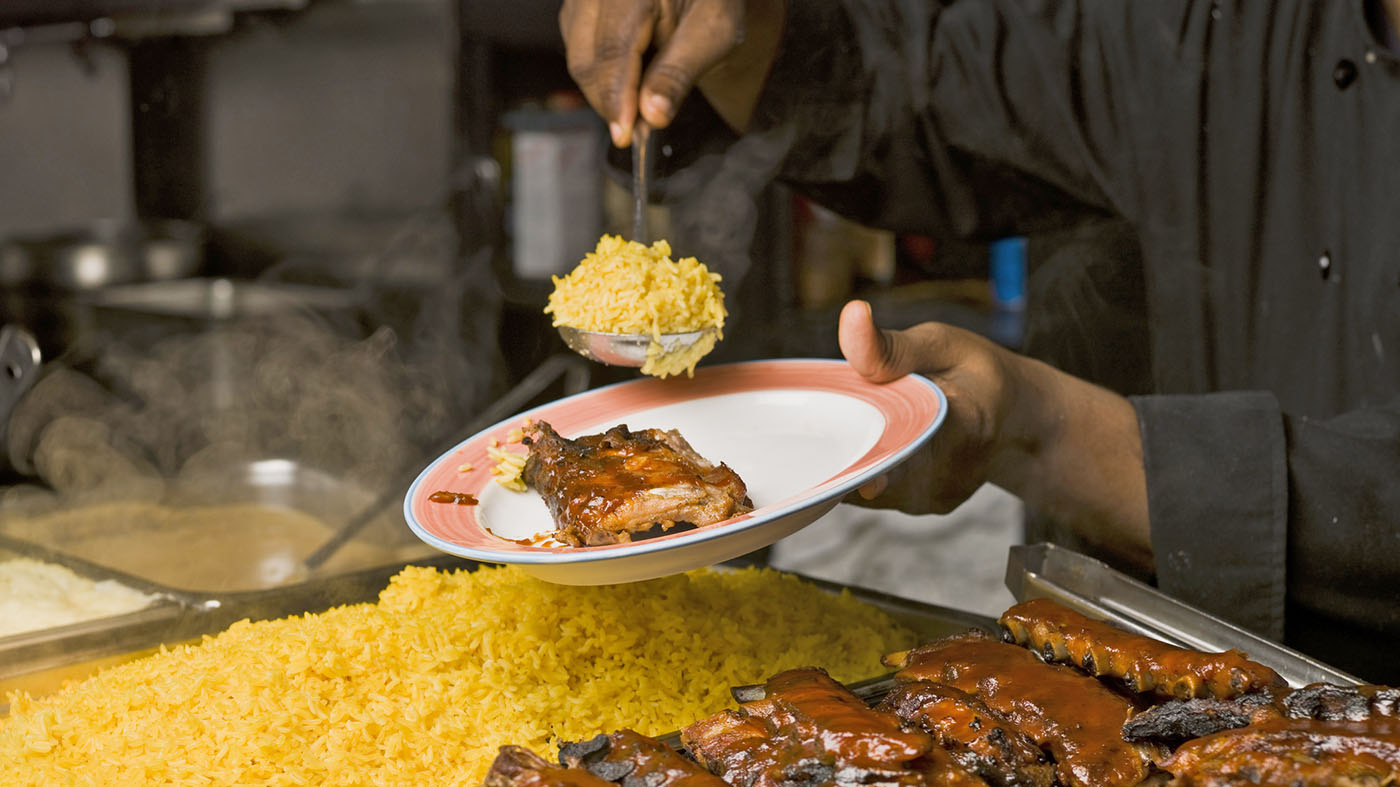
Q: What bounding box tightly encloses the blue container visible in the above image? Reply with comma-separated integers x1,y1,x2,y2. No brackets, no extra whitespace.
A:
989,236,1028,310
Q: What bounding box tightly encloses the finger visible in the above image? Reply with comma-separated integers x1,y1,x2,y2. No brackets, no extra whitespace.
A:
839,300,903,383
638,0,743,128
564,1,656,146
857,475,888,500
841,299,974,384
561,1,604,110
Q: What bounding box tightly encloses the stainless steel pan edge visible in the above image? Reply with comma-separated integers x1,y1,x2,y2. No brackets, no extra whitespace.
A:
1005,542,1360,687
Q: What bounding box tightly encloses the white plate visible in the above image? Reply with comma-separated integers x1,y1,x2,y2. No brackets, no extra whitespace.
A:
404,359,946,584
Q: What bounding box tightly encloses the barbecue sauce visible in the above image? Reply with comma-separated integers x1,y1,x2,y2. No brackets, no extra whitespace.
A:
892,631,1153,787
429,490,478,505
999,598,1285,699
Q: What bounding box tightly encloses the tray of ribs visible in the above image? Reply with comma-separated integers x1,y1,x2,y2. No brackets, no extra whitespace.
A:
481,592,1399,787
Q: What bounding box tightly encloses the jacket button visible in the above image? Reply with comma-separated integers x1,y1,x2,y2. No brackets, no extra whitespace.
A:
1333,59,1358,89
1319,251,1333,280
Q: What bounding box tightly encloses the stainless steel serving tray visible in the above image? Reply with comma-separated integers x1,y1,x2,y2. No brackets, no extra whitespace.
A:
1005,542,1359,687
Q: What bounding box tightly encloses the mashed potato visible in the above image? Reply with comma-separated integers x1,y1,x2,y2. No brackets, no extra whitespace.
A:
0,558,156,637
545,236,727,378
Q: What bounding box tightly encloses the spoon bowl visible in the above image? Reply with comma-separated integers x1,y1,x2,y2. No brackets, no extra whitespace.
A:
557,325,717,368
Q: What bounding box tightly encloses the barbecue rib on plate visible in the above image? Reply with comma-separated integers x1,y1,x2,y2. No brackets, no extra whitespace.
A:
522,421,753,547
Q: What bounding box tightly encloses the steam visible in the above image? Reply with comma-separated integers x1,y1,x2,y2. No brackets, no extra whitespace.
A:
4,233,502,518
667,123,796,323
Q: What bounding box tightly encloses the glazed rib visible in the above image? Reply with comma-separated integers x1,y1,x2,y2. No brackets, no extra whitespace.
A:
1160,717,1400,786
558,729,725,787
681,708,801,787
523,421,752,546
745,668,932,773
887,631,1157,787
485,745,617,787
998,598,1286,700
879,681,1054,787
683,667,986,787
916,745,996,787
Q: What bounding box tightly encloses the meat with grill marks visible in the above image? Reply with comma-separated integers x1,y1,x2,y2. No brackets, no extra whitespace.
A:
1124,683,1400,744
558,729,725,787
886,630,1161,787
681,708,794,787
1159,717,1400,786
682,667,986,787
485,745,617,787
998,598,1286,700
522,421,752,547
878,681,1054,787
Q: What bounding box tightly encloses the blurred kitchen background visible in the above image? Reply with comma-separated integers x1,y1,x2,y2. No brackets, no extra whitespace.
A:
0,0,1149,618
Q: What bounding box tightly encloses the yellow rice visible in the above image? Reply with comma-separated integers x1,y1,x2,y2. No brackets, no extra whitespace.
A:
0,564,916,787
545,235,727,378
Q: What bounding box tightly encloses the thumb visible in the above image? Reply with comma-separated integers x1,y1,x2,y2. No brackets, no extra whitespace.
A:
839,300,909,383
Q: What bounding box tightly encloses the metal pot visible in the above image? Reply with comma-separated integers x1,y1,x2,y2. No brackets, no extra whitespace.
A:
0,219,206,360
0,326,42,479
0,219,204,290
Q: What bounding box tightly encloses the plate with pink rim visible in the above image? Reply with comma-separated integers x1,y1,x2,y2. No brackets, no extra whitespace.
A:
403,359,946,585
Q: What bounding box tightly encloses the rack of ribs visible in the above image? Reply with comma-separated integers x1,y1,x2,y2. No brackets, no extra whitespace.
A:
878,681,1054,787
998,598,1286,700
1158,717,1400,785
558,729,726,787
522,421,752,546
886,631,1159,787
682,667,986,787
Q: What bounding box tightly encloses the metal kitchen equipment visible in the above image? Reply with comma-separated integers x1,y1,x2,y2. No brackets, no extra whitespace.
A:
0,220,205,360
632,120,651,244
556,325,716,368
0,327,42,469
1006,542,1360,687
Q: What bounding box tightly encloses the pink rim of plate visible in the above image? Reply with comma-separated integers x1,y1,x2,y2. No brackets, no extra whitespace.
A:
403,358,946,564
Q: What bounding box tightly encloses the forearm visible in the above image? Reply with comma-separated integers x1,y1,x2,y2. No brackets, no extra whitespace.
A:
991,353,1152,570
695,0,785,133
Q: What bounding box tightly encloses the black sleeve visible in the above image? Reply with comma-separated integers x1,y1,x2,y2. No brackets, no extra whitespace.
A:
749,0,1203,238
1137,393,1400,677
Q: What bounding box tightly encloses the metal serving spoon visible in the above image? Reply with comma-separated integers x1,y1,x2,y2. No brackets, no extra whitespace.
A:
557,122,715,368
557,325,718,367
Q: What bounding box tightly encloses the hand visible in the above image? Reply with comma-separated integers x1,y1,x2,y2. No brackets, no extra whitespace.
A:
559,0,782,147
839,300,1018,514
839,299,1152,568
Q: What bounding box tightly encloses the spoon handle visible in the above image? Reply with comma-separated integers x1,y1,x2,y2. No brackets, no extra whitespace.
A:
631,121,651,244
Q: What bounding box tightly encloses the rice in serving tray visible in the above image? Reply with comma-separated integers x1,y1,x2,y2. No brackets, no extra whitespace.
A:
0,564,915,786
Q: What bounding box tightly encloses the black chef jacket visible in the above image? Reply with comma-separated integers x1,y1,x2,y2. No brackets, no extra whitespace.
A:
745,0,1400,681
